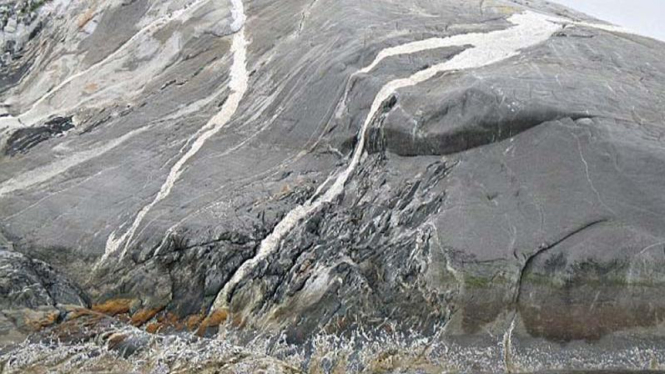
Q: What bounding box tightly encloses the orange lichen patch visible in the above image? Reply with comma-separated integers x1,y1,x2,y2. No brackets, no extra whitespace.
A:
130,306,164,327
66,310,107,327
92,299,133,316
185,313,205,331
195,309,229,336
155,312,186,331
65,308,96,320
92,298,134,316
25,311,60,330
145,322,161,334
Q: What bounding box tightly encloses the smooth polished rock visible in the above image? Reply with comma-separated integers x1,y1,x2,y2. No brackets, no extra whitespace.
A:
0,0,664,372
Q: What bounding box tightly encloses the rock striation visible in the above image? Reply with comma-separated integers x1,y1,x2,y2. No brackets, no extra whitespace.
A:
1,0,665,372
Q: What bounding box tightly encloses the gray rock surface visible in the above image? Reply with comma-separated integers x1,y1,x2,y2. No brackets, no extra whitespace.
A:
0,248,89,346
0,0,664,371
0,249,89,310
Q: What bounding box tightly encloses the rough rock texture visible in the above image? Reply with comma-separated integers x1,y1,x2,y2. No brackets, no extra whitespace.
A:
1,0,665,372
0,248,89,345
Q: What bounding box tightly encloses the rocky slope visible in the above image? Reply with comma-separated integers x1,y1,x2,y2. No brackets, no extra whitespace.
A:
1,0,665,372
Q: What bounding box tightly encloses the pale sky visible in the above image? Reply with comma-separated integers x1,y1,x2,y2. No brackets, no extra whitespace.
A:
550,0,665,41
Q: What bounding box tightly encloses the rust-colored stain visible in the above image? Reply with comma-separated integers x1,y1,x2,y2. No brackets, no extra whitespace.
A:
92,298,134,316
196,309,229,336
84,82,99,94
232,312,244,328
25,311,60,330
145,322,161,334
130,307,164,327
185,313,205,331
77,9,95,29
67,308,97,319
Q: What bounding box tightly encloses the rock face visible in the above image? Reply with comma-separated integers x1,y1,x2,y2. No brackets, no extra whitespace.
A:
1,0,665,372
0,247,89,346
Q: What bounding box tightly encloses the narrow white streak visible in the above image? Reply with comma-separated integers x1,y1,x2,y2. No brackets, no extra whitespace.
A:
0,126,150,198
638,241,665,256
229,0,246,31
503,316,517,373
103,0,250,262
358,36,458,75
4,165,122,221
356,16,636,77
211,11,566,310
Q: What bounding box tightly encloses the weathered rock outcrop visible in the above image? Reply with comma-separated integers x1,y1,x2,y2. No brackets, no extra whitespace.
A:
1,0,665,372
0,247,89,345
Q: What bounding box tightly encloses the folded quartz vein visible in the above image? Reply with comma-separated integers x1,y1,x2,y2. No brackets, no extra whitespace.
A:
211,9,565,313
102,0,250,263
1,0,665,372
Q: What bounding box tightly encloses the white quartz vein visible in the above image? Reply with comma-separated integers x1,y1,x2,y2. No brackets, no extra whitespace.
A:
210,11,642,310
0,126,150,198
211,11,568,309
0,0,211,132
102,0,249,262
